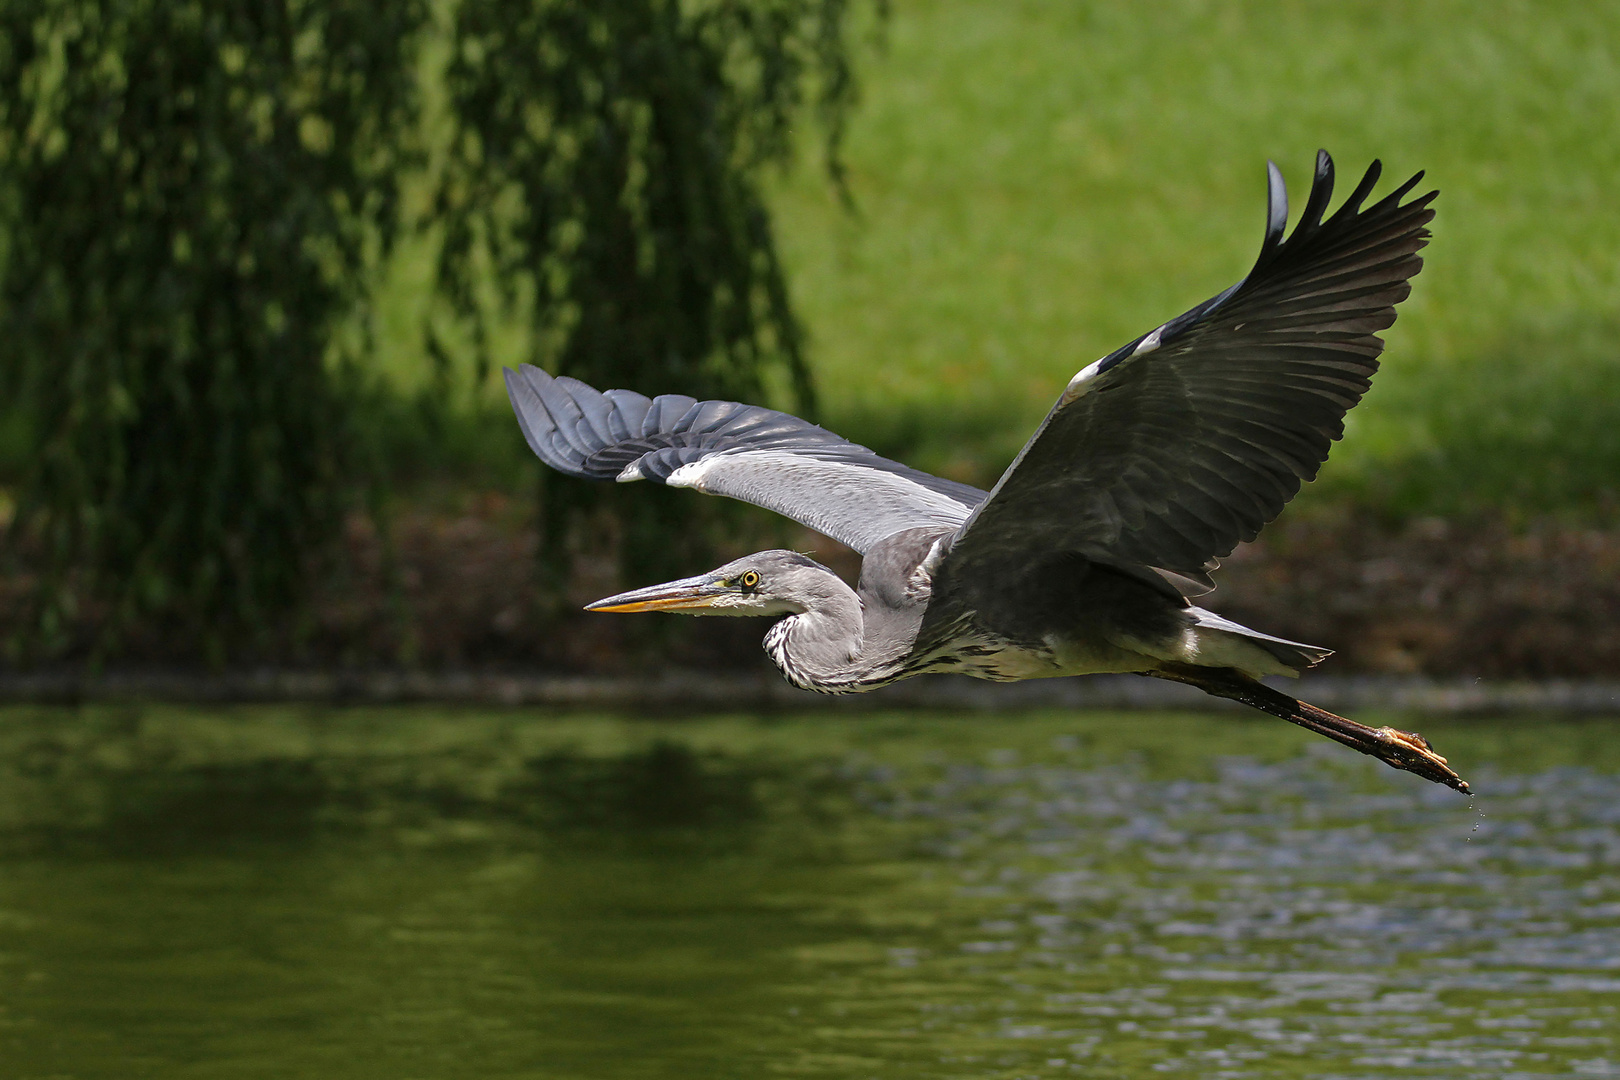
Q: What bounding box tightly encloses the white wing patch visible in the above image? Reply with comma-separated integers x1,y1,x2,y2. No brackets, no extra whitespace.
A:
665,450,972,553
1059,359,1107,406
1060,326,1164,407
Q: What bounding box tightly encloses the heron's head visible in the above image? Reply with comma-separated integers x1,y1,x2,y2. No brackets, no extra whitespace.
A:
586,550,846,618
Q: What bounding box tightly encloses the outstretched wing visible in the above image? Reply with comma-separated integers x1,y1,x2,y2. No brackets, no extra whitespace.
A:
505,365,987,554
943,151,1436,598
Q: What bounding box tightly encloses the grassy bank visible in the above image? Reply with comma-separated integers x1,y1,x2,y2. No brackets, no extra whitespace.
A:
357,1,1619,522
1,4,1612,525
9,3,1615,672
765,0,1620,518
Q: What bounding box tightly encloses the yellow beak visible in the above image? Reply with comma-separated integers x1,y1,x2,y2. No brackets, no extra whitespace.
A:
585,575,725,613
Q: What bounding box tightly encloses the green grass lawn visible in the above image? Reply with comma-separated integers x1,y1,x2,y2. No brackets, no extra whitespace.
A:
765,0,1620,518
361,0,1618,521
3,3,1612,523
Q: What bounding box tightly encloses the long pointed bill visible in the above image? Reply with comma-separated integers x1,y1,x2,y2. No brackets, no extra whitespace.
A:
585,575,726,614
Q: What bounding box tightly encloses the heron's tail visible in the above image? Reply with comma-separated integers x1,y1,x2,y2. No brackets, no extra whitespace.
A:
1154,664,1469,793
1185,607,1331,676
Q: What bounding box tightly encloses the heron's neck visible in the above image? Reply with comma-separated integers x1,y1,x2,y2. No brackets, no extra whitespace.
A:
763,574,900,693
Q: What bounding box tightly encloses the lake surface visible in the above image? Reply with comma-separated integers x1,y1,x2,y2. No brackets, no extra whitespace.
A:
0,704,1615,1078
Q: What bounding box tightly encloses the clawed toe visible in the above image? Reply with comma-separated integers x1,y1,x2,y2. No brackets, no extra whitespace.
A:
1373,725,1469,793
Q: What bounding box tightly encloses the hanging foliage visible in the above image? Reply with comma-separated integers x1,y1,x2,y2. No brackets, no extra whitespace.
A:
0,0,427,660
0,0,869,663
435,0,867,597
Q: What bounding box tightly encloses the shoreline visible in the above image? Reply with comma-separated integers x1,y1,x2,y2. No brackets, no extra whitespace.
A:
2,668,1616,714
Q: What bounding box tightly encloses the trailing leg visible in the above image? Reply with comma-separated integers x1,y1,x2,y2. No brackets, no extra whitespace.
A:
1156,664,1469,793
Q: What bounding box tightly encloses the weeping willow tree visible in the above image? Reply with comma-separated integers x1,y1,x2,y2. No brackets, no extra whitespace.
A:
0,0,427,660
0,0,866,663
434,0,866,602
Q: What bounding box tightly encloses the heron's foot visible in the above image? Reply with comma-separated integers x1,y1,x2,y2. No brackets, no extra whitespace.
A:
1289,705,1469,792
1367,724,1470,794
1262,694,1470,793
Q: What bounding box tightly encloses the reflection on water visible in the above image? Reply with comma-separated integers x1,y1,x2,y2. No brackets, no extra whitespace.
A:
0,706,1615,1078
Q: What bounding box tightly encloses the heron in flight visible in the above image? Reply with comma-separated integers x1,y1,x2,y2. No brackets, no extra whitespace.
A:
506,151,1466,793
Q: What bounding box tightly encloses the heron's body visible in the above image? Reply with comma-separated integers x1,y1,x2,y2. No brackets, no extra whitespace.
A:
505,152,1470,793
753,532,1318,694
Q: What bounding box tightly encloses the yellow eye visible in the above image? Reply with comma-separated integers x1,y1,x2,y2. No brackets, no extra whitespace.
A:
739,570,761,589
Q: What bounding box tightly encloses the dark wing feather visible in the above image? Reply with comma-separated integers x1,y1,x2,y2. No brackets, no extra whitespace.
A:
942,151,1435,598
505,366,987,554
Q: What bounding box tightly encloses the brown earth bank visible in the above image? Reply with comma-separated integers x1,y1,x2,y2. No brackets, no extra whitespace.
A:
5,495,1619,679
257,497,1620,679
1208,511,1620,679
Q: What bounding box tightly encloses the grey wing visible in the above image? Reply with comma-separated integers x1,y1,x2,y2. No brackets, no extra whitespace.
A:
505,365,987,554
943,151,1436,597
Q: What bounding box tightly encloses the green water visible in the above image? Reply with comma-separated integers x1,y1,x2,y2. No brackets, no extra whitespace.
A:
0,706,1615,1078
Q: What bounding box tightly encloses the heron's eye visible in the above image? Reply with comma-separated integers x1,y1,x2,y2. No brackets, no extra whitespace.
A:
738,570,761,590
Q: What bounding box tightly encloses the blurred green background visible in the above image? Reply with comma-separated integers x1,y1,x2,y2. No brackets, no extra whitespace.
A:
1,0,1616,665
764,0,1620,519
376,0,1620,518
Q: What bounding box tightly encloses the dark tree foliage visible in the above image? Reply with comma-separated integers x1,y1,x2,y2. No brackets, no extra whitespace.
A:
0,0,864,664
435,0,864,597
0,0,426,659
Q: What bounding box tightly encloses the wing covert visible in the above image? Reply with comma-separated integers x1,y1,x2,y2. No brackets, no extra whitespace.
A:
505,365,987,553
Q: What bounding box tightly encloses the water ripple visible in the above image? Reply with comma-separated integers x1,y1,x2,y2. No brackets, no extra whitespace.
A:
841,744,1620,1077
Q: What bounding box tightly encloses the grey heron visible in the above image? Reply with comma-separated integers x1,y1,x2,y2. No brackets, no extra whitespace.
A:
505,151,1467,793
